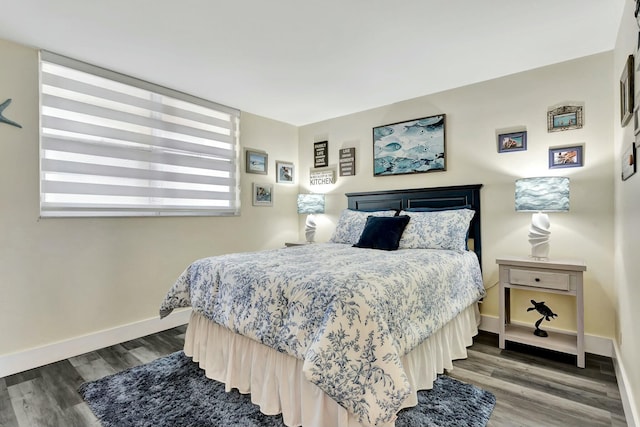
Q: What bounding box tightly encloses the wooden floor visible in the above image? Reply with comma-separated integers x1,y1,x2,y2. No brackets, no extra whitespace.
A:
0,328,627,427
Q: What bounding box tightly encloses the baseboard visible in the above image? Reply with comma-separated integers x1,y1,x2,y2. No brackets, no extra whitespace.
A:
0,308,192,378
478,314,613,357
612,340,640,427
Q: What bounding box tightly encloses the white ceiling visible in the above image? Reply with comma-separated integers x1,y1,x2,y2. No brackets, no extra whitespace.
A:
0,0,625,126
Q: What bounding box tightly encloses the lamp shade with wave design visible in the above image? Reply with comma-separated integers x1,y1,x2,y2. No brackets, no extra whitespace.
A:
515,177,569,259
297,194,325,243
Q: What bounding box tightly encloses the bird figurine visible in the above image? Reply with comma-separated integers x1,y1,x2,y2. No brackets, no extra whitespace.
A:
0,98,23,129
527,299,557,337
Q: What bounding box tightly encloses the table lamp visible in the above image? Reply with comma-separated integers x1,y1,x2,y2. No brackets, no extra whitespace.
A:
297,194,325,243
515,177,570,259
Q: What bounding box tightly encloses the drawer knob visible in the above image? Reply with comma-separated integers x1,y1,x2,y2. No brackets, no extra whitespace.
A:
535,277,541,282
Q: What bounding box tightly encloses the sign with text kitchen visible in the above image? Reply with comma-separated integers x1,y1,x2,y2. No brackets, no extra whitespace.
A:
310,169,335,185
314,141,328,168
339,147,356,176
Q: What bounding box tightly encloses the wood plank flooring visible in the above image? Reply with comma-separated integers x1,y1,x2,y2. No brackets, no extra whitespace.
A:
0,328,627,427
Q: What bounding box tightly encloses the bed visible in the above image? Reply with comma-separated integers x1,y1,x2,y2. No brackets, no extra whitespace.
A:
160,184,484,427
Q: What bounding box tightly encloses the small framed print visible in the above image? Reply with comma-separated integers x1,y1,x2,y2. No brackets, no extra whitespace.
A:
314,141,328,168
339,147,356,176
252,182,273,206
622,142,636,181
497,131,527,153
276,161,294,183
246,149,268,175
549,145,584,169
547,105,583,132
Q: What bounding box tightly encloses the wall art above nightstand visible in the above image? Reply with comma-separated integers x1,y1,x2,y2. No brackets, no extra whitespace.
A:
547,105,583,132
497,131,527,153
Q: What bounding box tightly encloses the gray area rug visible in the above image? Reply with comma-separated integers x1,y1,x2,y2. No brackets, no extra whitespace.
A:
79,351,495,427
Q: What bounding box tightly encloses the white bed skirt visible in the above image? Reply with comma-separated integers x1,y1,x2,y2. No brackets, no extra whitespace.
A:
184,304,479,427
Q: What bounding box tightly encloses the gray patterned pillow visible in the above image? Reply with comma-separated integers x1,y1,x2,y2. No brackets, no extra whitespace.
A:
398,208,475,251
330,209,398,244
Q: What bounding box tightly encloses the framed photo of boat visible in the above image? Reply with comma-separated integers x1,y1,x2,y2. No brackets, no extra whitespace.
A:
547,105,583,132
373,114,446,176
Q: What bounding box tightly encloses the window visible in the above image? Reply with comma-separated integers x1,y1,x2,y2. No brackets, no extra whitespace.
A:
39,51,240,217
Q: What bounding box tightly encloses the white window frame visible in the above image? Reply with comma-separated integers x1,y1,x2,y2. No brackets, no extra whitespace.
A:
39,51,240,217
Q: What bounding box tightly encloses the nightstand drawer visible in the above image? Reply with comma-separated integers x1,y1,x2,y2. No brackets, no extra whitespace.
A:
509,268,570,291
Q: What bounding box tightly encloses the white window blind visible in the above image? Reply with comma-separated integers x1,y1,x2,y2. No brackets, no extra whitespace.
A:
39,51,240,217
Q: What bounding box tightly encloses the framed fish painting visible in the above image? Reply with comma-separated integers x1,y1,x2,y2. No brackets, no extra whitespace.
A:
373,114,446,176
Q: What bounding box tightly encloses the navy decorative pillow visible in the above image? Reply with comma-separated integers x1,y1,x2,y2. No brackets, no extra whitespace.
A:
353,215,411,251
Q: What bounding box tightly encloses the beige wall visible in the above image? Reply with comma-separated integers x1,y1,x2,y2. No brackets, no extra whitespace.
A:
0,38,299,356
614,1,640,421
298,53,616,339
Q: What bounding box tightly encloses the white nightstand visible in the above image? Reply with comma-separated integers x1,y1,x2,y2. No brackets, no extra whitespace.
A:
496,256,587,368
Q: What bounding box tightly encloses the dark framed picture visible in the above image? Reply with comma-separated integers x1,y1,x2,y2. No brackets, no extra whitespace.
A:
497,131,527,153
634,104,640,135
622,142,636,181
373,114,445,176
252,182,273,206
339,147,356,176
547,105,583,132
314,141,328,168
620,54,634,127
276,161,294,183
549,145,584,169
246,149,268,175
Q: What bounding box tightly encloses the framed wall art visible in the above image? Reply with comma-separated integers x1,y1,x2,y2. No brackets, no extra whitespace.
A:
339,147,356,176
314,141,328,168
622,142,636,181
310,168,335,185
252,182,273,206
497,131,527,153
549,145,584,169
373,114,446,176
547,105,583,132
246,149,268,175
276,161,294,183
620,54,634,127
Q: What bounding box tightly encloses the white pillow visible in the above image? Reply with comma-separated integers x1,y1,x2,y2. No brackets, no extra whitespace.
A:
330,209,398,244
398,208,475,251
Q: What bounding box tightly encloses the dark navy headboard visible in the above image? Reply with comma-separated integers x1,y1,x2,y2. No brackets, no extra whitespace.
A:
345,184,483,267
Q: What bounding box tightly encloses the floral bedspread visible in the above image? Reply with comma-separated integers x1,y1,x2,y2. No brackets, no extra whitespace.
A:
159,243,484,425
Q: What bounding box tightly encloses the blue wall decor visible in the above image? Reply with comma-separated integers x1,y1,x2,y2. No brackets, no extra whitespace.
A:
0,99,22,128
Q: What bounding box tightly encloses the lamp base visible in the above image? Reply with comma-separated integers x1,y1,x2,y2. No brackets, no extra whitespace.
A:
529,243,550,260
304,214,316,243
528,212,550,260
